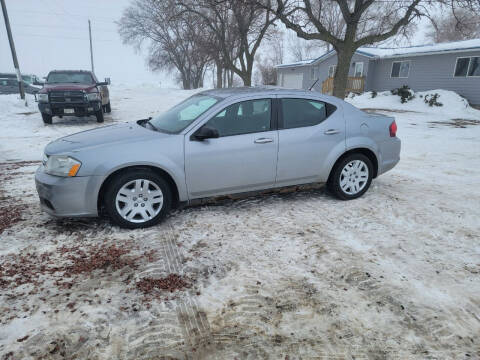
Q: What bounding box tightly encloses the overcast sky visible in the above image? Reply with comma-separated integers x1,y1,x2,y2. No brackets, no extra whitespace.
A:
1,0,431,87
0,0,177,86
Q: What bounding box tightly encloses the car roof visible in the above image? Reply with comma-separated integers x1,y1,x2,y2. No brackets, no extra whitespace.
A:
48,70,93,74
197,86,345,106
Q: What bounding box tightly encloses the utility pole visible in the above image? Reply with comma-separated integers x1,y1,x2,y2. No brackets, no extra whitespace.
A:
1,0,26,101
88,19,94,73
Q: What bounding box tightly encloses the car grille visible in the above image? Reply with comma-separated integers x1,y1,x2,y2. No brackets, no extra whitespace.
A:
49,90,85,104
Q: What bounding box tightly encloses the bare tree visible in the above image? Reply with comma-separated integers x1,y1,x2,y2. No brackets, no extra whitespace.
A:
254,29,285,85
262,0,428,98
118,0,212,89
426,9,480,43
287,34,325,61
178,0,277,86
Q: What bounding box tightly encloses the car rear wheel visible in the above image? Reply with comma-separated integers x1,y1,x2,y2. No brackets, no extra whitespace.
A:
105,102,111,113
95,109,104,123
328,153,373,200
42,113,52,124
104,170,172,229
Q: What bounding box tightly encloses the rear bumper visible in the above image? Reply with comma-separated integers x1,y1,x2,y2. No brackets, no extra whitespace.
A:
35,166,102,217
38,100,101,117
378,137,401,176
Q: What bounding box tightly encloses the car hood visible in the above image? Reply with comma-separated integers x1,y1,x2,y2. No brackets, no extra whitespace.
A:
45,122,170,154
41,83,96,92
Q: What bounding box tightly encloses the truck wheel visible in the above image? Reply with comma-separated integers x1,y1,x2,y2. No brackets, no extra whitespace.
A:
42,113,52,124
104,169,172,229
105,102,111,113
95,109,104,123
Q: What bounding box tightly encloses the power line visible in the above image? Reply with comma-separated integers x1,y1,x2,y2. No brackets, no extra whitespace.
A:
11,23,117,33
9,9,117,23
13,32,114,42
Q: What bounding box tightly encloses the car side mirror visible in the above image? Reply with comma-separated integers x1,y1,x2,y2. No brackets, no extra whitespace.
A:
192,126,219,141
105,77,111,85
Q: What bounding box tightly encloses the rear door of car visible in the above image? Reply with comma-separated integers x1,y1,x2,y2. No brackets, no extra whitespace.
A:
275,95,345,186
184,96,279,199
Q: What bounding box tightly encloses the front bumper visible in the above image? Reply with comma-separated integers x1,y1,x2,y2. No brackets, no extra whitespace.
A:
35,166,102,217
38,100,101,117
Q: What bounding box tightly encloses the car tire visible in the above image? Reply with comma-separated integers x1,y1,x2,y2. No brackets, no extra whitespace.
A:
104,170,172,229
328,153,373,200
95,109,104,123
105,102,111,113
42,113,52,124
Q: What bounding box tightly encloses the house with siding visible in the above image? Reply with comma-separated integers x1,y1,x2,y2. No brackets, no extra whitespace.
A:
275,39,480,106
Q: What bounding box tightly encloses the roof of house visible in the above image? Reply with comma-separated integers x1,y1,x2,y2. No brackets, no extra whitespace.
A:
276,39,480,68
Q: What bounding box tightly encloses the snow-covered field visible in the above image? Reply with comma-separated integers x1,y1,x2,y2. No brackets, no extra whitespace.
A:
0,86,479,359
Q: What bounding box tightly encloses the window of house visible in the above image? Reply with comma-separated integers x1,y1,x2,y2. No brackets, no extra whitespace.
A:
328,65,336,78
469,57,480,76
354,62,364,77
280,98,337,129
391,61,410,78
455,57,480,77
205,99,271,137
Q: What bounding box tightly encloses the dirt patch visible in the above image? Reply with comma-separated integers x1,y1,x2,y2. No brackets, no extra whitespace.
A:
136,274,191,298
0,205,26,235
0,243,153,292
429,118,480,128
15,112,37,116
0,160,41,171
361,108,420,113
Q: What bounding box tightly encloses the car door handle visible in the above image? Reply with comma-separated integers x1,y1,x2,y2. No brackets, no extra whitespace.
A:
324,129,341,135
254,138,273,144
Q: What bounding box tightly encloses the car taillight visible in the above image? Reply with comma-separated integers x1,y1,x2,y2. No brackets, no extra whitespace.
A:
389,120,397,137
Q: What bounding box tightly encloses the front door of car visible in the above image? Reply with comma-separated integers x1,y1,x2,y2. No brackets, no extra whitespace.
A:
275,96,346,186
185,97,278,199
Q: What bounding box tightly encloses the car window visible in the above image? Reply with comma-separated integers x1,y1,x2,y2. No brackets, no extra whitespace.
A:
150,94,219,133
205,99,271,137
280,98,331,129
46,72,94,84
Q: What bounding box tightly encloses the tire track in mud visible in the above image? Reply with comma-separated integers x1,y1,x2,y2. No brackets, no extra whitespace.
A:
126,225,217,360
337,265,480,358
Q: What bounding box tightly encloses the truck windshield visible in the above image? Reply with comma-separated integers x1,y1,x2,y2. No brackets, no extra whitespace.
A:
47,72,94,84
149,94,220,133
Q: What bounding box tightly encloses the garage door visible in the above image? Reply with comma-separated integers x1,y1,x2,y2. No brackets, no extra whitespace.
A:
282,73,303,89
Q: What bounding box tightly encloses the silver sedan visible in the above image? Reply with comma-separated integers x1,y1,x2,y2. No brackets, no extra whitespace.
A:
35,87,400,228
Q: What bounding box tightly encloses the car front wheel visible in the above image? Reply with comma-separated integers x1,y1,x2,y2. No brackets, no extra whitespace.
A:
104,170,172,229
328,153,373,200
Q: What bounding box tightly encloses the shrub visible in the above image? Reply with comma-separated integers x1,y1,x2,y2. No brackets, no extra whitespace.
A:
371,90,377,98
391,85,414,103
424,93,443,107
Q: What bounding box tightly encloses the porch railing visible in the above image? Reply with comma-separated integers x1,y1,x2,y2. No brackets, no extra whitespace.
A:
321,76,365,95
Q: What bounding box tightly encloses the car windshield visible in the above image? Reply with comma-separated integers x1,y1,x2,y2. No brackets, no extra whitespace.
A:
47,72,94,84
149,94,220,133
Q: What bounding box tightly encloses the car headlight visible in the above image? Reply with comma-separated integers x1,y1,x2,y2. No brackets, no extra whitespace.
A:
86,92,100,101
44,155,81,177
37,93,48,102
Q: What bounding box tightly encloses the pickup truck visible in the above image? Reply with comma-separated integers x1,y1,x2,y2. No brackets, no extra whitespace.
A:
36,70,111,124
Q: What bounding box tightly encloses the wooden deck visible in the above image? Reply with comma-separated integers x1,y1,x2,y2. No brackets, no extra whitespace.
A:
321,76,365,95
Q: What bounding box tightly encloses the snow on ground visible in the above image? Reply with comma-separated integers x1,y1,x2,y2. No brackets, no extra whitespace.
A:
0,86,479,359
0,84,202,162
